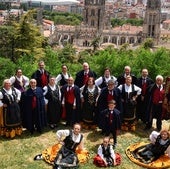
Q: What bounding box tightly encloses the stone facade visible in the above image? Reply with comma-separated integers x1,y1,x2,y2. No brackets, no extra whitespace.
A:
49,0,161,47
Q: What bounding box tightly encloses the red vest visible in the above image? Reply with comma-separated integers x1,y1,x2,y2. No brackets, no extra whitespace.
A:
152,87,164,104
83,73,89,85
142,83,147,96
41,73,48,87
107,91,114,101
65,87,75,104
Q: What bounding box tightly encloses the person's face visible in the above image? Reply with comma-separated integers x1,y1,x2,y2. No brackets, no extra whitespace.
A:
125,68,130,75
62,66,67,73
161,131,169,140
49,78,55,86
88,78,94,85
68,78,74,86
39,62,45,70
16,70,22,77
156,78,163,86
108,103,115,110
73,124,81,135
104,70,110,78
4,81,11,90
107,83,114,90
103,138,109,146
125,77,132,85
142,69,148,77
83,64,89,71
30,80,37,88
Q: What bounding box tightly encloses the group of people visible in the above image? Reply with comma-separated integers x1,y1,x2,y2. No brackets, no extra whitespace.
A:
0,60,170,168
0,60,170,140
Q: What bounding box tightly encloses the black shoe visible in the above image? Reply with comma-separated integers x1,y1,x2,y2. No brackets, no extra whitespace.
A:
34,154,43,160
49,124,55,129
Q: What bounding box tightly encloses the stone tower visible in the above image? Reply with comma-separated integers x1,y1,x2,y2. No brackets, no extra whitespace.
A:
83,0,106,32
143,0,161,44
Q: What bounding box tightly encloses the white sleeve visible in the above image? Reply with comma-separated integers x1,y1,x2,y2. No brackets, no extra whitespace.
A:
118,85,123,92
149,131,159,144
56,129,70,141
15,88,21,101
9,76,15,85
0,92,3,100
23,75,29,87
56,74,62,84
80,86,85,98
110,145,116,160
97,145,104,159
95,77,103,87
43,86,48,96
134,85,142,95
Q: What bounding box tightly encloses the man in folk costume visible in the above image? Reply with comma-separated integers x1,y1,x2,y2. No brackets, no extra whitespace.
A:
117,65,137,86
31,61,50,88
97,79,122,133
136,68,154,123
75,62,97,88
118,76,141,131
22,79,47,134
61,77,81,126
144,75,165,131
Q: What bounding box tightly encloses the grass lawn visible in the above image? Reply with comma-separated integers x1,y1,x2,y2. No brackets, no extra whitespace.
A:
0,119,169,169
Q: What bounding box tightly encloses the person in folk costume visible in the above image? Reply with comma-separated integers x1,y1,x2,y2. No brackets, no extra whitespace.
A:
53,123,84,169
31,61,50,88
95,67,117,89
61,77,81,126
117,65,138,86
101,100,121,149
55,65,71,121
55,65,71,88
74,62,97,88
22,79,47,134
80,77,101,129
118,75,141,131
162,76,170,120
133,130,170,164
94,137,120,167
43,76,62,129
10,68,29,93
144,75,165,131
97,79,122,133
136,68,154,123
0,79,22,138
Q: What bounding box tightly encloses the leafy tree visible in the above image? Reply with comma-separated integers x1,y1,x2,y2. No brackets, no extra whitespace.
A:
13,9,46,61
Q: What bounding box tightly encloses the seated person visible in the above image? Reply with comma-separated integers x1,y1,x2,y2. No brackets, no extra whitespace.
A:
34,123,89,168
93,137,121,167
134,130,170,164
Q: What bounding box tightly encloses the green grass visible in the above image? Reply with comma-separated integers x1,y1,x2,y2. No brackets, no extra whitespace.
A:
0,120,169,169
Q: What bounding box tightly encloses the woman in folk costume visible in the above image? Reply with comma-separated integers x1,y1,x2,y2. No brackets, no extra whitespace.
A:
22,79,47,134
31,60,50,88
0,79,22,138
118,75,141,131
133,130,170,164
34,123,89,168
56,65,71,87
43,76,62,129
80,77,100,129
9,68,29,93
93,137,121,167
